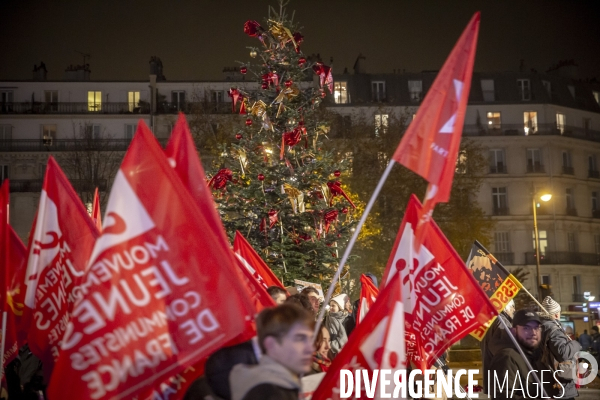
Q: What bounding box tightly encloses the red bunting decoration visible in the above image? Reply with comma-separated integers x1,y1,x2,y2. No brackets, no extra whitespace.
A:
327,180,356,208
312,62,333,94
208,168,233,190
228,88,246,114
323,209,338,233
260,209,279,232
243,20,262,37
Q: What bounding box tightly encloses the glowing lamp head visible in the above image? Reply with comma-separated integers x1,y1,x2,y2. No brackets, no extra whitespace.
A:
540,194,552,202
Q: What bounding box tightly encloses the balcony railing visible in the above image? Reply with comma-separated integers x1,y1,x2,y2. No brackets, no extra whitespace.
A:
489,164,507,174
492,207,510,216
463,123,600,144
593,209,600,218
527,163,545,173
0,102,150,114
0,138,168,152
566,207,578,216
10,179,107,192
589,170,600,179
495,252,514,265
525,251,600,265
562,166,574,175
158,101,231,114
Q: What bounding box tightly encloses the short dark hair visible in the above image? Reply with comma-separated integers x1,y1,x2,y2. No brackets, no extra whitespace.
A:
300,286,319,297
256,304,315,353
267,286,287,298
285,294,313,314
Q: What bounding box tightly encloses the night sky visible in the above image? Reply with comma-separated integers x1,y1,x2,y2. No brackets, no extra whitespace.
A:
1,0,599,81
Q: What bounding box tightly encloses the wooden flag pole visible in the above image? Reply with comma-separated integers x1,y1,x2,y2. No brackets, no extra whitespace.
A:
0,311,6,381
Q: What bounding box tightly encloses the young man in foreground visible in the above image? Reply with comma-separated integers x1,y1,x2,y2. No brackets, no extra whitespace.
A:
230,304,315,400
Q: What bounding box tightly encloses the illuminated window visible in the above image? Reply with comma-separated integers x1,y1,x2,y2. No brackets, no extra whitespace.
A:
334,82,349,104
556,113,566,134
372,81,385,102
374,113,388,136
42,124,56,145
524,111,538,134
128,91,140,112
532,230,548,254
487,112,501,129
517,79,530,100
408,80,422,102
481,79,495,101
88,91,102,112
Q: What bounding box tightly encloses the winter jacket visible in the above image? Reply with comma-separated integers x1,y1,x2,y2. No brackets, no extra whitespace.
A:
539,315,581,399
481,312,512,392
230,355,301,400
488,331,549,400
578,332,591,350
325,311,348,355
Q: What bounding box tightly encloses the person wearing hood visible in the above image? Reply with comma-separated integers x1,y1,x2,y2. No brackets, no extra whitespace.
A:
538,296,581,400
230,304,315,400
326,294,349,356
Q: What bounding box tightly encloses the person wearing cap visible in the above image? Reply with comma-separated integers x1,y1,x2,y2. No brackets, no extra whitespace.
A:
481,300,515,393
538,296,581,400
488,309,549,399
325,294,349,356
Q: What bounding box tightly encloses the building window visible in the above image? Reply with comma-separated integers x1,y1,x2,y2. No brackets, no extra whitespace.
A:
542,80,551,97
566,188,576,215
526,148,543,173
568,85,575,98
489,149,506,173
408,80,422,102
92,124,101,139
44,90,58,112
573,276,581,295
172,91,186,111
87,91,102,112
0,165,8,184
524,111,538,134
492,187,508,215
562,151,573,174
334,82,349,104
372,81,385,102
42,124,56,145
487,112,501,129
494,232,511,253
567,232,578,252
594,91,600,105
593,191,598,212
481,79,495,101
128,91,140,112
532,230,548,254
0,125,12,141
589,155,599,178
541,275,551,285
583,117,591,134
374,114,388,136
125,124,136,140
211,90,223,103
518,79,531,101
0,90,14,112
556,113,566,134
595,234,600,254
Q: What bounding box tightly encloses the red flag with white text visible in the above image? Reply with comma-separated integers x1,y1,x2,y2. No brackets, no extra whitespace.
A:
356,274,379,325
312,273,406,400
24,157,100,368
234,231,285,289
92,187,102,231
47,121,255,400
381,194,496,368
392,13,479,221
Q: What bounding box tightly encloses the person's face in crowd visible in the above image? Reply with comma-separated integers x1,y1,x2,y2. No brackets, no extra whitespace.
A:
317,327,331,359
306,292,320,312
329,301,340,313
266,322,314,375
345,299,352,313
272,292,286,305
514,321,542,350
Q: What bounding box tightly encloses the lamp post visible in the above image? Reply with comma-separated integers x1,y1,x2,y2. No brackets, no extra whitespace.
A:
533,192,552,300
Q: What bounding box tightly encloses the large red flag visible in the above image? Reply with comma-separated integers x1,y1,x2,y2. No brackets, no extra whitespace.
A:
381,194,496,369
392,13,479,220
24,157,100,368
312,273,405,400
92,187,102,231
234,231,285,289
47,121,255,399
356,274,379,325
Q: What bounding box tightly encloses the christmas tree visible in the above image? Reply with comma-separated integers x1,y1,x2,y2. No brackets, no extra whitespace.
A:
208,2,358,286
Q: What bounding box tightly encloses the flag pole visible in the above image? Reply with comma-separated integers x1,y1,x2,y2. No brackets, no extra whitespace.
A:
314,161,395,336
434,359,473,400
497,316,548,398
0,311,6,381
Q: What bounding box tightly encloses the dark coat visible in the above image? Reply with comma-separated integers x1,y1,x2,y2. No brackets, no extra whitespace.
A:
241,384,298,400
205,340,259,400
481,312,512,391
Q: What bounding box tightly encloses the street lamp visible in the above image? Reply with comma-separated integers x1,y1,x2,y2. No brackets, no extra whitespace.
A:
533,192,552,300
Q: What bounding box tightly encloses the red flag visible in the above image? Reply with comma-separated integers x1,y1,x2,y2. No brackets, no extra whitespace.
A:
356,274,379,324
381,194,496,368
47,121,255,400
312,273,405,400
234,255,277,312
234,231,285,289
24,157,100,368
392,13,479,222
92,187,102,231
